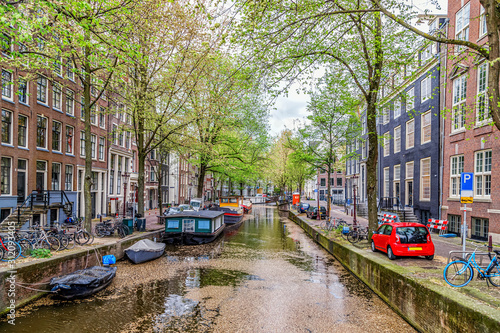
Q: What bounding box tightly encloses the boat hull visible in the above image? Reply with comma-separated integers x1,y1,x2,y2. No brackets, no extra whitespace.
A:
125,239,166,264
50,266,117,300
162,225,225,245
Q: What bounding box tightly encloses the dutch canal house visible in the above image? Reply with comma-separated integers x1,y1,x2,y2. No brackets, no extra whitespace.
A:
441,0,500,243
0,35,104,228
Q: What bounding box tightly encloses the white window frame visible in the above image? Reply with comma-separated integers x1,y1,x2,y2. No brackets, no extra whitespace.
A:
66,58,75,81
474,150,491,199
384,167,390,197
1,109,12,145
0,156,12,195
383,131,390,157
80,131,85,157
479,5,487,37
18,114,27,148
421,111,431,144
406,119,414,149
394,99,401,119
383,107,390,124
0,33,12,57
36,115,48,149
52,120,62,152
52,83,62,111
406,87,414,111
452,75,467,132
65,164,73,191
1,69,13,101
36,75,48,104
66,125,74,155
18,77,28,105
91,134,96,159
66,89,74,116
394,125,401,153
476,62,490,125
51,162,61,190
99,137,105,161
420,157,431,201
450,155,464,198
455,2,470,52
420,75,432,102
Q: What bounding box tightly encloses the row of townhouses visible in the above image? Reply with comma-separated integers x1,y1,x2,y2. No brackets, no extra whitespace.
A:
346,1,499,243
0,38,219,226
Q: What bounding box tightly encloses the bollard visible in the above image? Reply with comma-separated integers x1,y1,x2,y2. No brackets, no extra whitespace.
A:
489,236,493,252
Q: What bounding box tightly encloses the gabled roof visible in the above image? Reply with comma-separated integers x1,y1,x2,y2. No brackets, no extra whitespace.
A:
449,64,468,80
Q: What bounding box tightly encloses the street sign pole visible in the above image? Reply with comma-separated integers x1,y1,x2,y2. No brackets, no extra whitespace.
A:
460,172,474,259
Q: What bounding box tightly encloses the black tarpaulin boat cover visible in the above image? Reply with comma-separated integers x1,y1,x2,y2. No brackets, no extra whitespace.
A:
50,266,117,290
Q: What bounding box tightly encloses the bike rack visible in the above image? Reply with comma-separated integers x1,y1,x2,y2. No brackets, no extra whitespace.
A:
447,250,491,268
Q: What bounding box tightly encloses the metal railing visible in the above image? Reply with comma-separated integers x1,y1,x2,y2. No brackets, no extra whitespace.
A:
378,197,407,222
17,190,73,226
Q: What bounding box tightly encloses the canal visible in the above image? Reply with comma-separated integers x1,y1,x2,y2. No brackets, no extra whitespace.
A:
1,206,415,332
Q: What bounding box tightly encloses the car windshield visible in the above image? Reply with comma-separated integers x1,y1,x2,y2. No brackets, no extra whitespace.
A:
396,227,429,244
191,202,200,208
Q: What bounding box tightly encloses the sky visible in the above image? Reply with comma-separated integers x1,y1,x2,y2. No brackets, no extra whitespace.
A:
268,0,447,136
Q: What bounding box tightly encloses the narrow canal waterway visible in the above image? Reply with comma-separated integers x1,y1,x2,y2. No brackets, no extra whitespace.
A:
1,206,415,332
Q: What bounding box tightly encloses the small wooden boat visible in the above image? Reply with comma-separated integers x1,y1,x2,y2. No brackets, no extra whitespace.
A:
125,239,166,264
50,266,117,299
217,196,244,224
242,199,253,214
162,211,225,245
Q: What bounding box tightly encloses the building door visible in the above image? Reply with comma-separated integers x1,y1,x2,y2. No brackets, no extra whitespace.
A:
17,171,26,204
91,193,96,218
149,189,154,209
183,219,195,232
406,181,413,207
394,182,400,205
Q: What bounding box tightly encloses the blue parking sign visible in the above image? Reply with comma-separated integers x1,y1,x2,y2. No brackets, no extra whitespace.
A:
460,172,473,203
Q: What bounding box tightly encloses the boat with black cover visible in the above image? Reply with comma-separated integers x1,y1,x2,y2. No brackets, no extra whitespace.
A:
50,265,117,299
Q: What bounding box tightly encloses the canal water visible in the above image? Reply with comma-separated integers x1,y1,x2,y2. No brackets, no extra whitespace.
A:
1,206,415,332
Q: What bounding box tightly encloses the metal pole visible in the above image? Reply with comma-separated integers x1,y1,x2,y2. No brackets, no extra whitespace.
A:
462,203,467,258
317,170,320,220
353,185,357,227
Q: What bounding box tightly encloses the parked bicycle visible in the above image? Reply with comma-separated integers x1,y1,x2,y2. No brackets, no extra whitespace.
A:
347,226,369,244
0,235,22,261
61,218,94,246
443,244,500,287
24,225,61,251
95,220,128,238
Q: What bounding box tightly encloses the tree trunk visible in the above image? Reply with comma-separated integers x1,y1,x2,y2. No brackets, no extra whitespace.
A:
157,166,163,216
240,182,243,196
197,164,206,198
138,149,145,216
83,38,92,232
326,167,331,218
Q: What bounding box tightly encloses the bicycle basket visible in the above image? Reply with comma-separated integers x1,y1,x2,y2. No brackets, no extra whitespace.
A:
342,226,350,234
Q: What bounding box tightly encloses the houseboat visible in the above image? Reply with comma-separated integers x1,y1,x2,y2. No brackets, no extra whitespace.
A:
162,211,225,245
217,196,244,225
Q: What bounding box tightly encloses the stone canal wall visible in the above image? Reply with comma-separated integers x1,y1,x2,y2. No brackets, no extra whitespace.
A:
288,211,500,333
0,230,163,316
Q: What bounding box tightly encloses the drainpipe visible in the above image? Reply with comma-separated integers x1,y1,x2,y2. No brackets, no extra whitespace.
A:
439,19,449,220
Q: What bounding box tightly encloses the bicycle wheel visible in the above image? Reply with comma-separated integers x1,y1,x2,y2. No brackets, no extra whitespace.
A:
58,234,70,250
94,225,107,238
18,238,33,257
117,225,126,238
84,231,94,245
0,240,22,261
46,236,61,251
347,231,358,244
64,234,76,249
443,260,473,287
320,221,326,230
487,262,500,287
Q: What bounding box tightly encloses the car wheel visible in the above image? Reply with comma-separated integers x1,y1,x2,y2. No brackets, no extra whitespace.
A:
425,254,434,260
387,246,397,260
371,241,377,252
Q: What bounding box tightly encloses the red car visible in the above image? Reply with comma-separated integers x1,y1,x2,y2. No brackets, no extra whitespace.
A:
371,222,435,260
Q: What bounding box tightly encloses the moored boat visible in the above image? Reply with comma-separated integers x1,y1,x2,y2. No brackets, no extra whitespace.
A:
50,266,117,299
242,199,253,214
162,211,225,245
125,239,166,264
216,196,244,225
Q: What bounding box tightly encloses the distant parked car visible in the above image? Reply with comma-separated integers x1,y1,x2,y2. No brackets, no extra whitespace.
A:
178,204,194,212
167,207,182,215
306,206,327,219
371,222,435,260
298,203,310,214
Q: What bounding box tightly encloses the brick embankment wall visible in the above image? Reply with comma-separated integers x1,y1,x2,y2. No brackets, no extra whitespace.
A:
288,211,500,333
0,230,163,315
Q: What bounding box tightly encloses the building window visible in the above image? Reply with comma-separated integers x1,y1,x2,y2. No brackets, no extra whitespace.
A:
18,115,27,148
118,131,123,146
394,99,401,119
421,111,431,144
117,156,122,195
66,125,74,154
448,215,461,235
0,33,11,56
406,162,413,180
383,131,390,157
125,131,130,149
472,218,488,241
452,75,467,131
54,56,62,76
18,78,28,104
99,137,105,160
99,106,105,128
52,121,61,152
361,141,366,159
0,157,11,194
384,167,390,197
320,178,325,187
450,155,464,197
90,105,96,125
91,134,96,159
66,89,74,115
65,165,73,191
37,76,48,104
52,83,62,110
455,3,470,47
337,178,342,187
479,5,487,37
394,126,401,153
1,109,12,144
1,70,12,100
406,87,414,111
66,58,74,81
420,158,431,201
51,163,61,190
420,75,432,102
36,115,47,148
112,124,117,144
151,166,156,182
80,131,85,156
476,63,489,124
383,107,389,124
406,119,414,149
474,150,491,198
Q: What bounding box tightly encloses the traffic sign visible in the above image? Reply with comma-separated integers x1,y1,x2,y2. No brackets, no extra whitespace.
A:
460,172,473,203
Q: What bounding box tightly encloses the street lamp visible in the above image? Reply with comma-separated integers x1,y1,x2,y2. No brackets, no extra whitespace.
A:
317,169,321,221
122,172,129,217
352,175,359,227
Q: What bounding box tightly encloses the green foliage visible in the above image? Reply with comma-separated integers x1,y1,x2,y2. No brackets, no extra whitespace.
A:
31,248,52,259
